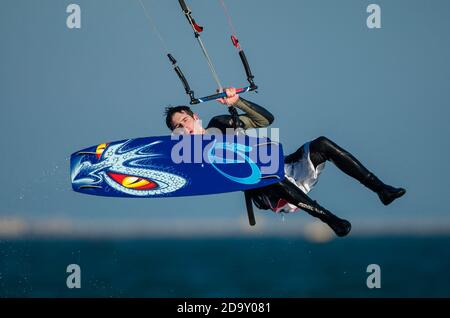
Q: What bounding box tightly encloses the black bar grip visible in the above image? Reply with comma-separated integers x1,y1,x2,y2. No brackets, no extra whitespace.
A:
178,0,189,13
239,50,254,81
174,66,192,95
168,53,176,64
167,54,195,102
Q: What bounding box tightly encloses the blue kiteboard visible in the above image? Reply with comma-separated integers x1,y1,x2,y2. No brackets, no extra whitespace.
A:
70,135,284,198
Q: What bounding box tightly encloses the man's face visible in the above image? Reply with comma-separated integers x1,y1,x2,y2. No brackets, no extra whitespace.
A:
171,111,204,135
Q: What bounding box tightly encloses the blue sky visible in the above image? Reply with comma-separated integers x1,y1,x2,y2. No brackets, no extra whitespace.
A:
1,0,450,237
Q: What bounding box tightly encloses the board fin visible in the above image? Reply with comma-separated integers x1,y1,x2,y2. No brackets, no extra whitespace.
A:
244,190,255,226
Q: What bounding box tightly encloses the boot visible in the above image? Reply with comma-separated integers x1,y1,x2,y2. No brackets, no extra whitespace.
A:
363,173,406,206
306,200,352,237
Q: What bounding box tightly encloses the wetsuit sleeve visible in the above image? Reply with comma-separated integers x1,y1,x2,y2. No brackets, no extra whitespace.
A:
233,98,274,129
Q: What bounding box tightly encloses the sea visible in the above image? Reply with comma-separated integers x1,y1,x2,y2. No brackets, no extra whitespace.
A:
0,236,449,298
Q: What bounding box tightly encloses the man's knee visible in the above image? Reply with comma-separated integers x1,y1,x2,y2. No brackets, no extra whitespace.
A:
309,136,334,153
309,136,335,165
311,136,332,149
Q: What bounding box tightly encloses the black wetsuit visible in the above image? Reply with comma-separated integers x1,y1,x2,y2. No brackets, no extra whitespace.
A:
206,98,405,237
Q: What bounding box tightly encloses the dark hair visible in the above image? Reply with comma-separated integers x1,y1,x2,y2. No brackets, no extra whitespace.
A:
164,105,194,130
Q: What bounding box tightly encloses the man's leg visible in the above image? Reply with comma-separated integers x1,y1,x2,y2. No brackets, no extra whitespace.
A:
305,136,406,205
265,179,352,237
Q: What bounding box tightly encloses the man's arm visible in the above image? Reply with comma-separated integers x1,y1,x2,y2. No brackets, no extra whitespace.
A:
234,97,274,129
215,87,274,130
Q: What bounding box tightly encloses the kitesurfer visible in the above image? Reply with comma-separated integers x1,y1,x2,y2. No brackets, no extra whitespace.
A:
164,88,406,237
